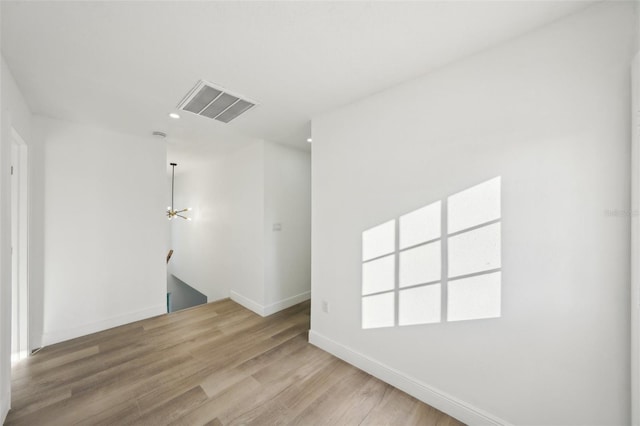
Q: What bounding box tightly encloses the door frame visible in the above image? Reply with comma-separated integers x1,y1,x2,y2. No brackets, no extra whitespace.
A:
10,128,28,364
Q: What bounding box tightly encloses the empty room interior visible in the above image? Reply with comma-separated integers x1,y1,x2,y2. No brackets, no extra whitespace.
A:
1,1,640,425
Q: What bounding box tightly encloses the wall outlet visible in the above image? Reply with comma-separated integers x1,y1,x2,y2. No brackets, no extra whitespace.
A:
322,300,330,313
272,223,282,231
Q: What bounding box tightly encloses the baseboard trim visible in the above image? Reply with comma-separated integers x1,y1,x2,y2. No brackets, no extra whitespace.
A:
230,290,265,316
41,304,166,346
263,291,311,316
308,330,511,426
30,333,43,354
1,391,10,424
230,290,311,317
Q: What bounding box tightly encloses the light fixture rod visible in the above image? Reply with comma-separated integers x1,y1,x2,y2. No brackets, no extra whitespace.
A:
170,162,176,212
167,163,190,221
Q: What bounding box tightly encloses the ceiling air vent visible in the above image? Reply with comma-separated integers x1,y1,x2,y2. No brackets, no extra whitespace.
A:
177,80,257,123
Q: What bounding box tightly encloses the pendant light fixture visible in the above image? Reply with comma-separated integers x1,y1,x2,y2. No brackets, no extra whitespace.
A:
167,162,191,220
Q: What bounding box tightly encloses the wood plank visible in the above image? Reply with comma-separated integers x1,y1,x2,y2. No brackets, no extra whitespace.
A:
5,299,464,426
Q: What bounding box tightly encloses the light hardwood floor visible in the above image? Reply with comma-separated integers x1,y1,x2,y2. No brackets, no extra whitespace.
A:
5,299,464,426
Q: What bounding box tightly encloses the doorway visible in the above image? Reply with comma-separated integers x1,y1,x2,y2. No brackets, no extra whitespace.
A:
10,129,28,364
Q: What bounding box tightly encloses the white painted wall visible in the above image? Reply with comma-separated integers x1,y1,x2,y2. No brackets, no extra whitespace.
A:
310,3,634,425
636,1,640,52
632,52,640,426
632,6,640,424
36,116,167,345
0,54,32,423
170,140,311,315
170,141,265,305
263,142,311,313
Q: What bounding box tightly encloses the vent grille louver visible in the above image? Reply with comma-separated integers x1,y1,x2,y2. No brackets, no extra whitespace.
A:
201,93,239,119
177,80,257,123
217,100,255,123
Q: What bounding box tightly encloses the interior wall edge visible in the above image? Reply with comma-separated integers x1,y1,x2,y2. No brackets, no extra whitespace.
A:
230,289,311,318
263,291,310,316
230,290,265,317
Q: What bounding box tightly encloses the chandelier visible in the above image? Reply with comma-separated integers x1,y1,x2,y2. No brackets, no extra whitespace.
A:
167,162,191,220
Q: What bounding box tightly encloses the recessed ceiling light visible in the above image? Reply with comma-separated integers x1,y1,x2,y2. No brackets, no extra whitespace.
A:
169,113,180,119
307,138,312,143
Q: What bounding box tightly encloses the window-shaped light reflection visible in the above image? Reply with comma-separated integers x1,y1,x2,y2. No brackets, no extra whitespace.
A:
399,284,441,326
362,292,395,329
362,255,395,296
448,222,501,278
399,201,441,249
399,242,440,287
448,271,501,322
361,176,502,330
448,177,501,234
362,220,395,261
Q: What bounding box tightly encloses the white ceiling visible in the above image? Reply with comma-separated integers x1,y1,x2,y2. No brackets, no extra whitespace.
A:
1,1,596,155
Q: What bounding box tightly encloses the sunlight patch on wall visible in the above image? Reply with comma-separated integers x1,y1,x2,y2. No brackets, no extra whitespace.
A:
400,242,441,287
362,220,395,261
362,292,395,329
448,177,501,234
399,201,441,249
362,255,395,295
361,177,501,329
448,272,501,322
399,285,441,326
448,222,501,278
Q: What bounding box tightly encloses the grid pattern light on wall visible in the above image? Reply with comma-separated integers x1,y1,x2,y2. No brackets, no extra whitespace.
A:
361,177,502,329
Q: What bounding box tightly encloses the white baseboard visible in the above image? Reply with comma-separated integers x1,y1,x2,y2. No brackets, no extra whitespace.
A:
41,304,166,347
309,330,511,426
263,291,311,316
1,391,10,424
230,290,265,316
230,290,311,317
30,333,43,354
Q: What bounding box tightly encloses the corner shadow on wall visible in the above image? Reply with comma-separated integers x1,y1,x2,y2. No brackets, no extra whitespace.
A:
361,177,501,329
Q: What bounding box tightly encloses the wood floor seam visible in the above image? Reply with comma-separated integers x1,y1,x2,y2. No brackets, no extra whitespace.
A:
5,299,464,426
